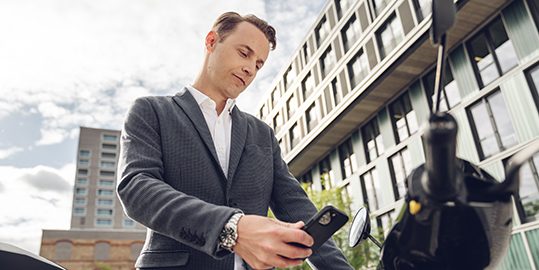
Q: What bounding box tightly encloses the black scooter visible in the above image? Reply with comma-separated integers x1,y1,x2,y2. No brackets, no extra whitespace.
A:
348,0,539,269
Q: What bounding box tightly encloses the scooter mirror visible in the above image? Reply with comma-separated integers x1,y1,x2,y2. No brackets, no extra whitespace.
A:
430,0,456,44
348,207,370,247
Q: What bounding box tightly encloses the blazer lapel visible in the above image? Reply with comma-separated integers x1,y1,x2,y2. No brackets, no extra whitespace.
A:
172,88,222,174
227,106,247,187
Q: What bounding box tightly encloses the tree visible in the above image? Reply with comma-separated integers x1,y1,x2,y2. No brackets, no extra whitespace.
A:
273,176,382,270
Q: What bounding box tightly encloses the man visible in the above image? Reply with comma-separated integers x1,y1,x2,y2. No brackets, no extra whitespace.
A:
117,12,353,270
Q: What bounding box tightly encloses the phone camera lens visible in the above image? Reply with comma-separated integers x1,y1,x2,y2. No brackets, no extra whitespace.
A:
319,212,332,225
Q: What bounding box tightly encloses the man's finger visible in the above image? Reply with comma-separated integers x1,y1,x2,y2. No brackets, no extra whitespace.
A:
279,227,314,247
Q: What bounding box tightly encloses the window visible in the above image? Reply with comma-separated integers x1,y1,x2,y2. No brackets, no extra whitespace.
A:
273,112,283,133
331,78,343,106
342,15,361,52
271,88,281,107
102,143,117,150
306,103,319,132
96,219,113,227
513,154,539,223
468,90,517,159
78,169,88,176
360,168,381,210
362,118,384,163
339,138,358,179
423,67,461,111
376,210,395,236
279,139,287,154
336,0,355,19
412,0,432,22
79,159,89,166
371,0,392,18
99,179,114,186
348,50,369,89
389,92,418,143
299,171,313,185
130,242,144,260
97,209,113,216
319,156,336,189
75,188,87,196
302,72,315,101
377,14,404,59
287,94,298,119
103,134,118,142
124,218,135,228
101,152,116,159
94,242,110,260
74,198,86,205
79,150,90,158
54,241,72,260
76,178,88,185
97,199,113,206
73,207,86,216
303,44,310,65
389,147,412,200
100,170,114,177
259,104,267,119
526,63,539,103
100,161,115,169
284,65,296,89
467,17,518,87
97,189,114,196
315,16,331,47
320,46,337,78
290,122,302,148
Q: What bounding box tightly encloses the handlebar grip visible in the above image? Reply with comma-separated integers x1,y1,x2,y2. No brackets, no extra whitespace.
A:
422,113,459,201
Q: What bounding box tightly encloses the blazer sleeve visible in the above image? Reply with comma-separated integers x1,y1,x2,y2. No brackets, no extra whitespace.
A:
116,97,238,259
268,129,353,270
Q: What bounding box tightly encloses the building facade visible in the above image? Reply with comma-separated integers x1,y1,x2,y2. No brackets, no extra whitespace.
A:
256,0,539,268
41,127,145,270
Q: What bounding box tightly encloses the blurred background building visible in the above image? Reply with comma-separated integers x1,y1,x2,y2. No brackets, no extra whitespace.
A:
40,127,145,270
256,0,539,268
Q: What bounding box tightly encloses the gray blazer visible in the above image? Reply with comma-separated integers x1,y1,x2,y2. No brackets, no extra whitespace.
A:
117,88,353,269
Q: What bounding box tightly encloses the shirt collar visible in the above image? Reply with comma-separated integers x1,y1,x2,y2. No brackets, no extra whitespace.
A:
186,85,236,113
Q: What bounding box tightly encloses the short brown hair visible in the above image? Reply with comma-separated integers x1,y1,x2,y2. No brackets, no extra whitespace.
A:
212,12,276,50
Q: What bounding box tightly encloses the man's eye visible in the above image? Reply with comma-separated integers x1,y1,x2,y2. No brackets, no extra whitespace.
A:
239,51,247,58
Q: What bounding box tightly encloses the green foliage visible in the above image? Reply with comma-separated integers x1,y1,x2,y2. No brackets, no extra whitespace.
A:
273,177,382,270
95,262,113,270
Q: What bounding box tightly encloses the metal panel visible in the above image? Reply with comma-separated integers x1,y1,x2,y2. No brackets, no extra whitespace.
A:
408,136,426,169
498,233,533,270
358,3,370,32
409,80,430,127
453,108,480,163
525,228,539,268
449,45,479,100
398,0,416,35
353,130,367,167
500,72,539,143
503,0,539,62
379,108,397,149
366,38,378,69
376,158,394,207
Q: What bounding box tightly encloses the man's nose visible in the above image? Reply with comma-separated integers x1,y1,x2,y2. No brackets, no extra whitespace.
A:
242,63,255,77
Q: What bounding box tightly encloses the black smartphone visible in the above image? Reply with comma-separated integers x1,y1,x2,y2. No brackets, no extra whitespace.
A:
295,205,349,252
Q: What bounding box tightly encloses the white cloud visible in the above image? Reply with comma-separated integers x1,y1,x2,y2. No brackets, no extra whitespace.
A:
0,146,23,159
0,163,74,255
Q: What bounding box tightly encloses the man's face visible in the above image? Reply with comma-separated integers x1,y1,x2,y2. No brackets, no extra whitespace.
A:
206,21,270,100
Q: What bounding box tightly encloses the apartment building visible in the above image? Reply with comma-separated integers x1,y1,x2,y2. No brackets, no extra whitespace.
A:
40,127,145,270
257,0,539,268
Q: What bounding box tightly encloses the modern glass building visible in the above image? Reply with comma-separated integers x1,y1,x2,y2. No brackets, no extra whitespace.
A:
256,0,539,268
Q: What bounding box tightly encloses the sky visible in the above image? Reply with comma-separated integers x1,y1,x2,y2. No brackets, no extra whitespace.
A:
0,0,327,255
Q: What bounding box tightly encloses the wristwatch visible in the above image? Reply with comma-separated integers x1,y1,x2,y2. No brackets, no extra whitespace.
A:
219,212,244,251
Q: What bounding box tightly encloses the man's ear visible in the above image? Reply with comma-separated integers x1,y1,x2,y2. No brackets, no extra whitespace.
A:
205,31,218,52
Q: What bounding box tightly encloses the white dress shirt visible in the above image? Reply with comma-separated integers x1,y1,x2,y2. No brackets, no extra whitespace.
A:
186,86,246,270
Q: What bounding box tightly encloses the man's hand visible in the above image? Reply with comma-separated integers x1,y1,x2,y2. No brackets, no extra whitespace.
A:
233,215,314,269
